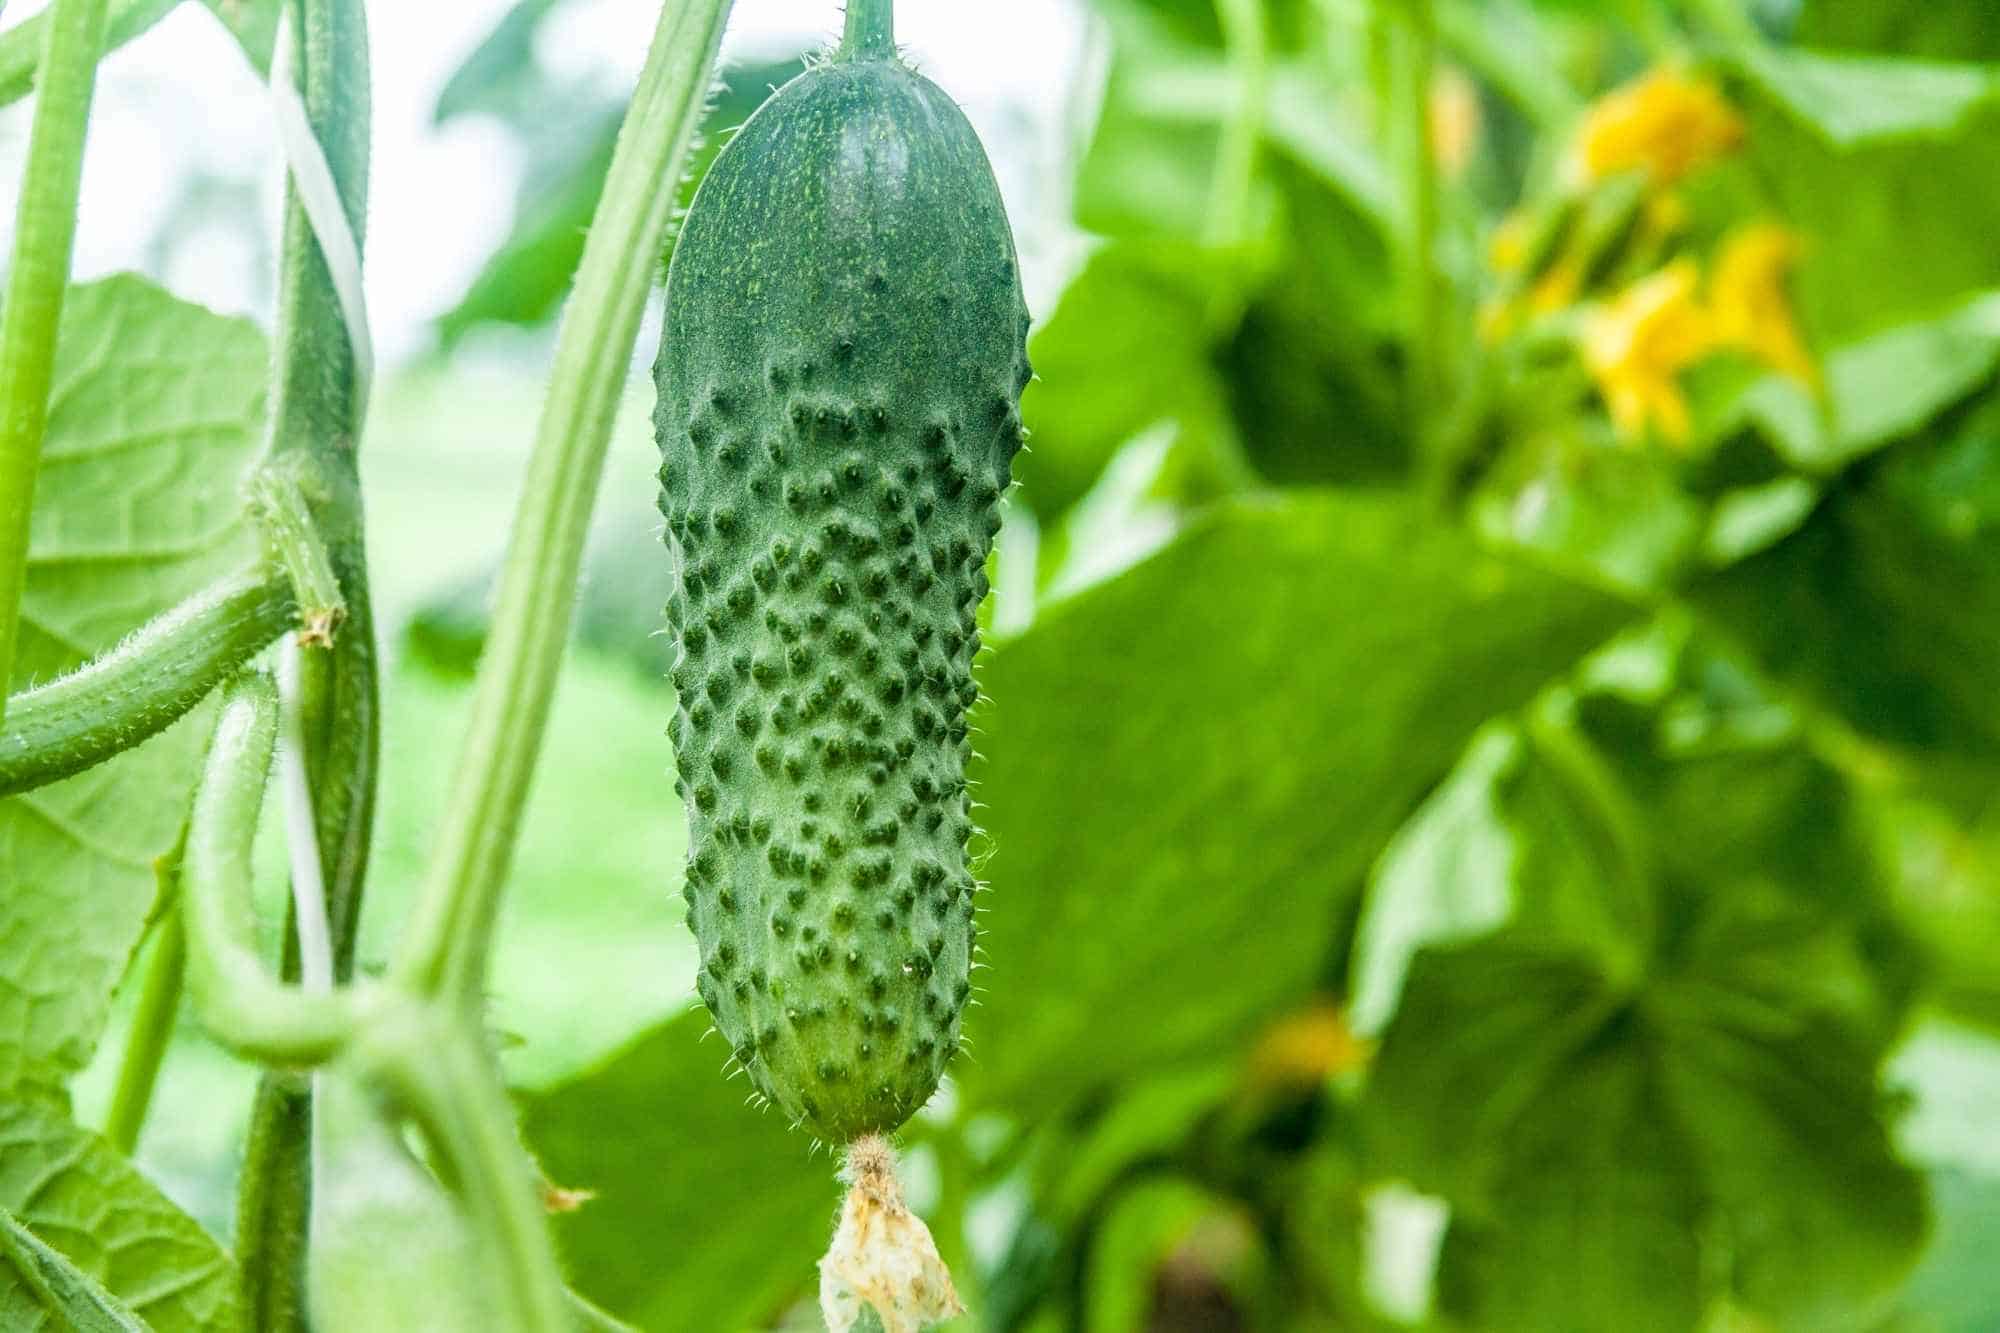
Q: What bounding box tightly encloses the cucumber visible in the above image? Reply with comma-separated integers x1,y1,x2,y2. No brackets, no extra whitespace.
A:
654,23,1029,1142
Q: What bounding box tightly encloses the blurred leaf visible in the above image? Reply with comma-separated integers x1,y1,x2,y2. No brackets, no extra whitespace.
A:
1692,391,2000,790
435,55,804,347
0,277,265,1094
518,1008,832,1331
1376,926,1924,1329
1796,0,2000,63
432,0,562,123
1891,1168,2000,1332
962,492,1634,1115
0,1207,148,1332
1019,240,1257,517
0,1099,242,1331
1731,47,2000,149
1349,726,1519,1035
1739,86,2000,342
1434,1034,1705,1333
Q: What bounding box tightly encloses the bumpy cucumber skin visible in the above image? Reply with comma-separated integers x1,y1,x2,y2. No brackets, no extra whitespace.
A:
654,50,1030,1142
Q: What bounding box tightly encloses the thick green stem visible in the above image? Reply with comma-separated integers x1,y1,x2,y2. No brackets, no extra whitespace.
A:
103,891,187,1155
236,1,377,1324
0,0,110,722
393,0,736,1005
841,0,894,58
357,1008,572,1333
0,0,170,108
182,673,358,1064
0,569,296,797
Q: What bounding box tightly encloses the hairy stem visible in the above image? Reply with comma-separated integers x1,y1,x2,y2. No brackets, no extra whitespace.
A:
393,0,736,1004
359,1008,573,1333
841,0,894,58
236,0,377,1324
182,674,358,1064
250,464,347,646
0,570,296,797
0,0,109,722
104,893,187,1155
0,0,168,109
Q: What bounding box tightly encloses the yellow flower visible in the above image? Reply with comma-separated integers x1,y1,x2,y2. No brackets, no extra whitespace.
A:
1489,209,1534,273
1430,66,1482,178
1528,254,1583,315
1574,69,1744,187
1709,222,1815,383
1582,258,1715,444
1248,1000,1371,1088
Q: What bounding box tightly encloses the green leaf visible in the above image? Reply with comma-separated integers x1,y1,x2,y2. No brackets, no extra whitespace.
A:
0,1207,149,1333
517,1008,832,1329
1018,240,1254,518
1740,85,2000,342
1732,47,2000,149
961,493,1633,1114
1434,1040,1705,1333
0,277,266,1093
0,1099,242,1331
1349,725,1519,1035
1692,391,2000,788
1797,0,2000,62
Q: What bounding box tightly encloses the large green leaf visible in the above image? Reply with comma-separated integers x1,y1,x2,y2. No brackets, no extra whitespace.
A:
960,493,1633,1114
517,1009,832,1330
0,277,266,1094
0,1099,241,1331
1367,646,1925,1329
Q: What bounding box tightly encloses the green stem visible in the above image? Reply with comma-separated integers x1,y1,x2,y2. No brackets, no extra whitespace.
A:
0,569,296,797
103,896,187,1155
236,2,377,1323
1207,0,1268,252
0,0,172,108
393,0,736,1005
358,1009,572,1333
0,0,110,723
182,673,358,1064
249,464,346,646
1404,0,1443,438
841,0,894,58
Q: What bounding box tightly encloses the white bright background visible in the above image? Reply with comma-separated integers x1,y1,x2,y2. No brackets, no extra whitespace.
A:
0,0,1091,363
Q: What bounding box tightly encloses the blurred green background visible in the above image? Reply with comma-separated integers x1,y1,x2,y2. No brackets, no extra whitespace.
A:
17,0,2000,1327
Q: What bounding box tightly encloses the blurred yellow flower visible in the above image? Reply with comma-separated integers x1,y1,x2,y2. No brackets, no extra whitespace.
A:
1489,209,1533,273
1431,66,1482,178
1582,258,1715,444
1709,222,1815,383
1248,999,1371,1088
1574,69,1743,187
1529,254,1583,315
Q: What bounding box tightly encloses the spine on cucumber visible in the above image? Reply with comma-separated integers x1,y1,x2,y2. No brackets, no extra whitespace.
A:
654,25,1030,1142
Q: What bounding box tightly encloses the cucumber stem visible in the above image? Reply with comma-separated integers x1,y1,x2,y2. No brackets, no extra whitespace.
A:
841,0,895,59
0,0,109,725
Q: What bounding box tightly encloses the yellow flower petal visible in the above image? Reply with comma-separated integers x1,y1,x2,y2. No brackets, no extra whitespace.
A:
1575,68,1744,187
1582,258,1714,445
1431,66,1482,178
1709,221,1816,383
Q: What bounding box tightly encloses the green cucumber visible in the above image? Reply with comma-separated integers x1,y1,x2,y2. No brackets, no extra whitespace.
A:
654,15,1029,1142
